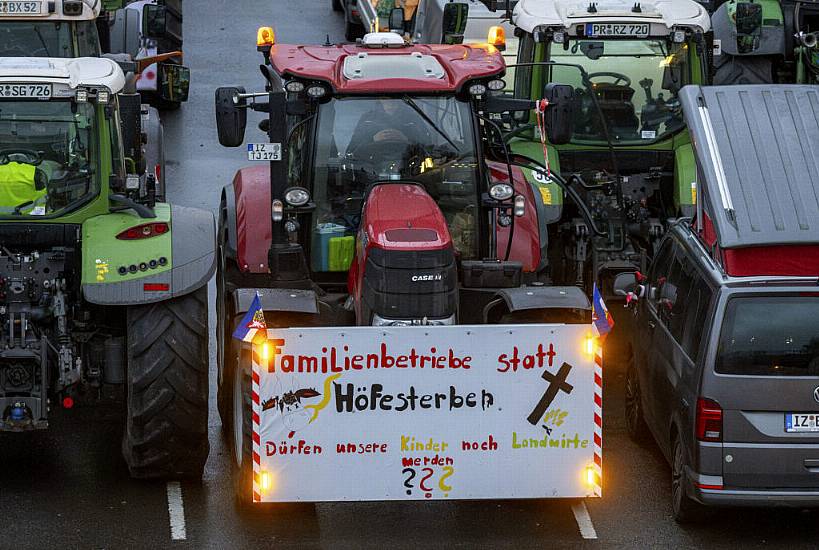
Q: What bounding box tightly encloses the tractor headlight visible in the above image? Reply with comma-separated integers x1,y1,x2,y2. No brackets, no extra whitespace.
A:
97,89,110,104
285,81,305,93
489,183,514,201
306,85,327,99
468,83,487,97
487,78,505,91
75,89,89,103
552,31,566,44
284,187,310,207
671,30,686,44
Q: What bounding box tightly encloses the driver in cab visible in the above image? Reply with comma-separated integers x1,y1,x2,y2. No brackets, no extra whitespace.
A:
0,152,47,215
347,99,425,153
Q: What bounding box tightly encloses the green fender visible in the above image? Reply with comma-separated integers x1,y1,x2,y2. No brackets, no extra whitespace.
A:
82,203,216,305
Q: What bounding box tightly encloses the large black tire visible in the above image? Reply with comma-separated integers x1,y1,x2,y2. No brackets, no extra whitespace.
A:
122,287,210,479
625,358,650,444
713,55,774,85
671,435,705,523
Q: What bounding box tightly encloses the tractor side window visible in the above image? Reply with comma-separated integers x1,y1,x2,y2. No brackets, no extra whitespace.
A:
514,32,535,100
108,104,126,180
287,117,309,189
76,21,102,57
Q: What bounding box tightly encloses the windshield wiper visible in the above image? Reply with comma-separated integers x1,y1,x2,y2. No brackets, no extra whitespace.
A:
401,96,459,152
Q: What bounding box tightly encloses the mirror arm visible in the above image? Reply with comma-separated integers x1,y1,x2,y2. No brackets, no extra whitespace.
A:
483,96,535,114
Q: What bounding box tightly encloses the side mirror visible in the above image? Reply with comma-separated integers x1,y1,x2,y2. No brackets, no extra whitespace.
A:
541,83,574,145
735,2,762,35
613,272,638,297
142,4,183,44
389,7,405,34
215,86,247,147
442,2,469,44
157,63,191,103
735,2,762,53
142,5,167,39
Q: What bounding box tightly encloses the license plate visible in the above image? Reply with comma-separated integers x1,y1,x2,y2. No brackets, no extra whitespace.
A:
0,1,43,15
0,83,52,100
785,413,819,433
247,143,281,161
585,23,650,37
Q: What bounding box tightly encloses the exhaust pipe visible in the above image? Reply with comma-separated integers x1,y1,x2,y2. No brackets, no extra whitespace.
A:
796,31,819,48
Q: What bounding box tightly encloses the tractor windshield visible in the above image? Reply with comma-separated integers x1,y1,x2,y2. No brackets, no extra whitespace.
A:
0,21,101,57
0,100,99,217
548,39,690,144
306,96,480,270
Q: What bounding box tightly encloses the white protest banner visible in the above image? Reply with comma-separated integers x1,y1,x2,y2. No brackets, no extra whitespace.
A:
251,324,601,502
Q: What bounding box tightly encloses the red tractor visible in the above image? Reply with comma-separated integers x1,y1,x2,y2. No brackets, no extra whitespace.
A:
214,30,585,502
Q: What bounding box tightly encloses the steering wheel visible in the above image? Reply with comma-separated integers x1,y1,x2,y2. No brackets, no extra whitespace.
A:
0,148,42,165
587,71,632,88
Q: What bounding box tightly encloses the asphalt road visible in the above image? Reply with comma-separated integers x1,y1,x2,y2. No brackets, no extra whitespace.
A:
2,1,819,548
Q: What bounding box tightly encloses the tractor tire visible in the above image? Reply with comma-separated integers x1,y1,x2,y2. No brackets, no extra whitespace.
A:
713,55,774,85
625,358,650,444
122,287,210,479
332,0,343,12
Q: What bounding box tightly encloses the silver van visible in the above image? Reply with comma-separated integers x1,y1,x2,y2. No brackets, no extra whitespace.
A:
616,84,819,522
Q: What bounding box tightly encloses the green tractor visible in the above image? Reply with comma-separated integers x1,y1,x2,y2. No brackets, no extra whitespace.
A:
709,0,819,84
500,0,712,292
0,57,214,479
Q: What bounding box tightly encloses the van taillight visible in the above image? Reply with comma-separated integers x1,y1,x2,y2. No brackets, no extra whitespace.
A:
696,398,723,442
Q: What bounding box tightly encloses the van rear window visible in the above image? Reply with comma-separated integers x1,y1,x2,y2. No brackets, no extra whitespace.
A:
716,297,819,376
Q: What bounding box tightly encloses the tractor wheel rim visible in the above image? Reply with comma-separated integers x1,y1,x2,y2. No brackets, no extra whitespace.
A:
233,362,244,467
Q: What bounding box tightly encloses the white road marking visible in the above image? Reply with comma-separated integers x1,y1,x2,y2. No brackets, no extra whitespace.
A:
166,481,187,541
571,500,598,540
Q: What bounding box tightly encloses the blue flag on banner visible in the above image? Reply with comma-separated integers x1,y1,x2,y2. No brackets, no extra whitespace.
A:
232,292,267,342
592,283,614,339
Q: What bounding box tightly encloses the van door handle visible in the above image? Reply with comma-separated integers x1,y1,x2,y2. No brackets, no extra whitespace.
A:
804,459,819,471
648,320,656,330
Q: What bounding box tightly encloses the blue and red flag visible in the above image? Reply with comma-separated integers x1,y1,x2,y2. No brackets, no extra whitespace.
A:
592,283,614,339
232,292,267,342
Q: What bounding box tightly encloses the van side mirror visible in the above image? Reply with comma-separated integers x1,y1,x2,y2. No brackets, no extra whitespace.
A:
215,86,247,147
541,83,574,145
442,2,469,44
389,8,405,33
158,63,191,103
613,272,638,297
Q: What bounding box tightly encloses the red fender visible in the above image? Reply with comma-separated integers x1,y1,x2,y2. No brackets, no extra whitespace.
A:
232,166,272,273
487,161,542,273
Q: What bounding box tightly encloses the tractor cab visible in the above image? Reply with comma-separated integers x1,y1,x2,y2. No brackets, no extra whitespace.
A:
216,30,579,327
501,0,712,291
0,0,105,58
